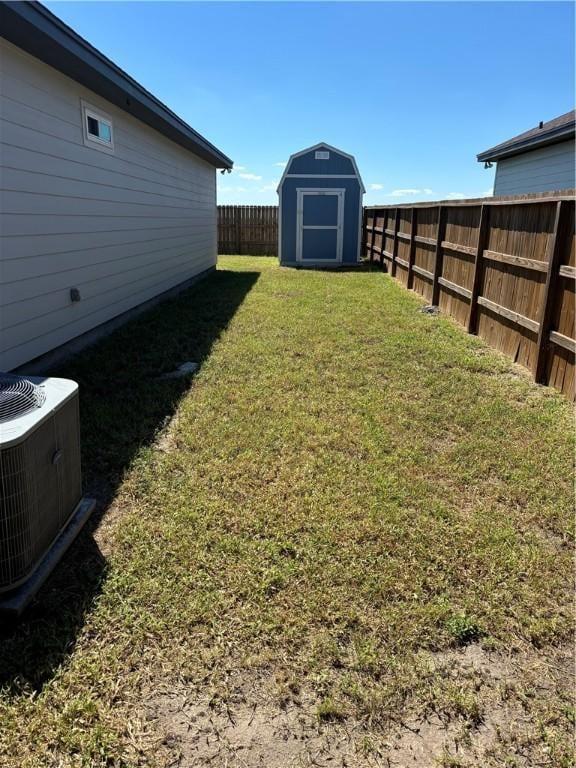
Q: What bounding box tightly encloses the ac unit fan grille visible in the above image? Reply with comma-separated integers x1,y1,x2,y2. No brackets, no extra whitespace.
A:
0,375,46,422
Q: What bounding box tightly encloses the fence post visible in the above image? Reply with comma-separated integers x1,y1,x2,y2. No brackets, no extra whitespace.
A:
534,200,567,383
467,204,490,334
431,206,446,306
368,210,377,263
407,207,418,289
391,208,400,278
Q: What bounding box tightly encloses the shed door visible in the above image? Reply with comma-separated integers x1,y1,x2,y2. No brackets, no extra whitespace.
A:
296,189,344,263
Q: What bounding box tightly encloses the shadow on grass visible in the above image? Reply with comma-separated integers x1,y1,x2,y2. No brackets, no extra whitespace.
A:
0,268,259,692
289,261,385,273
291,263,380,273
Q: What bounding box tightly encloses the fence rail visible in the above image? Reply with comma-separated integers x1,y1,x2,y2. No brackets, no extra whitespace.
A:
218,205,278,255
362,193,575,400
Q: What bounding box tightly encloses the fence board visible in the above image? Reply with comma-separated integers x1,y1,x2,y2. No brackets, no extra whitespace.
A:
218,205,278,255
363,192,576,400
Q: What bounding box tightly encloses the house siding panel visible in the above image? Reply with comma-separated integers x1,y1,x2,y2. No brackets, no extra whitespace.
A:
493,140,575,195
0,38,217,371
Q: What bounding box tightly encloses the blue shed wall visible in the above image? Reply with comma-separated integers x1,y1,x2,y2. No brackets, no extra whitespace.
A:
279,177,362,265
287,150,356,176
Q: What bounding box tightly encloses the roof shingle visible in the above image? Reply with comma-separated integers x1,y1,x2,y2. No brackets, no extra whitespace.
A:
477,110,575,162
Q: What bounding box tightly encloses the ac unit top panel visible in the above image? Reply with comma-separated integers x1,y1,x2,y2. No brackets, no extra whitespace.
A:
0,377,78,449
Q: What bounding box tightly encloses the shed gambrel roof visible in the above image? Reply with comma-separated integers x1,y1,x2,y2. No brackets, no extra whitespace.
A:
277,143,365,193
477,110,575,163
0,0,233,169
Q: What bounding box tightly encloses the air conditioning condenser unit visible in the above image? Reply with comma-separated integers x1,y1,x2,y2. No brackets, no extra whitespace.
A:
0,374,95,616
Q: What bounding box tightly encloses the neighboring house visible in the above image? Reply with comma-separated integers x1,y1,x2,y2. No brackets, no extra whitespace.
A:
477,110,575,197
0,1,232,372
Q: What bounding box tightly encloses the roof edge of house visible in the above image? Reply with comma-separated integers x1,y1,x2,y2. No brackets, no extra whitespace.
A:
0,0,233,169
477,122,575,163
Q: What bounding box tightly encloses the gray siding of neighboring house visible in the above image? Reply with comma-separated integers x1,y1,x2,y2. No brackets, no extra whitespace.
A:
493,140,575,196
0,38,217,371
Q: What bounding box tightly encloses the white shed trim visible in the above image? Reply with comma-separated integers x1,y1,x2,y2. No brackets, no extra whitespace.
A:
278,183,283,262
295,187,345,263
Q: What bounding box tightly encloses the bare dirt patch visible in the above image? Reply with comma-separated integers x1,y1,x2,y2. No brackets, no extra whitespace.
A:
144,643,574,768
148,674,358,768
397,643,575,767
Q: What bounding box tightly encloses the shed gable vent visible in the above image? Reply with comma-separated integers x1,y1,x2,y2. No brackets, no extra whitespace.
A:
315,150,330,160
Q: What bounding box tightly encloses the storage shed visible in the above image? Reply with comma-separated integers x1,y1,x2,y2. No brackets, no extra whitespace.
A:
0,1,232,372
277,143,364,266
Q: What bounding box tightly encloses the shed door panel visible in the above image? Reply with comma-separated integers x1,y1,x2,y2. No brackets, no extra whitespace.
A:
302,229,339,261
297,189,344,262
303,194,339,226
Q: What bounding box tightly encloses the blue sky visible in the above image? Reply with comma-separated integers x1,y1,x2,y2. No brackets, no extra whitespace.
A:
45,1,575,205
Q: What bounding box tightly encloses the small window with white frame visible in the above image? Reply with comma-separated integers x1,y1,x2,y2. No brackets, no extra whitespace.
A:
315,150,330,160
81,100,114,153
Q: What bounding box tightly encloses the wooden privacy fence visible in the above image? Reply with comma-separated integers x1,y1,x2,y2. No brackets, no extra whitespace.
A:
363,194,575,399
218,205,278,255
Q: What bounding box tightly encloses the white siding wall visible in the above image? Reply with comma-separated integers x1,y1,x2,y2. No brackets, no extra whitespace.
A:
493,140,575,196
0,39,218,371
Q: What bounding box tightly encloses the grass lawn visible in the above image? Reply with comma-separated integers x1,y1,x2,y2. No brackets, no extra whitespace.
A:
0,256,574,768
